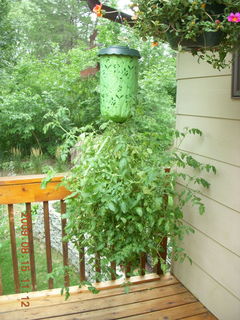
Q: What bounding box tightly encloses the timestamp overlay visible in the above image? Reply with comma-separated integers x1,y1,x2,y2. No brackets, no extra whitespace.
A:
19,210,31,308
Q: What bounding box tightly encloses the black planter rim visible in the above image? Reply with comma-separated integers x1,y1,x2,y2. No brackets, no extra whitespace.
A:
167,31,223,50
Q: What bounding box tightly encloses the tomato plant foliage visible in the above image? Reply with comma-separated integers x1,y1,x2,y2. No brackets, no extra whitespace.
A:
61,117,216,283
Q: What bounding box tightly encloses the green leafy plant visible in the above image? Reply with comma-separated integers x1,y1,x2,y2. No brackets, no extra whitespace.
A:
132,0,240,69
0,44,100,156
0,0,16,68
60,117,216,289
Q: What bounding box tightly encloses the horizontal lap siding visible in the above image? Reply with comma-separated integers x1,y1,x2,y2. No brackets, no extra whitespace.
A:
180,192,240,257
177,77,240,120
176,53,231,79
172,260,240,320
173,53,240,320
177,116,240,167
176,226,240,298
177,154,240,212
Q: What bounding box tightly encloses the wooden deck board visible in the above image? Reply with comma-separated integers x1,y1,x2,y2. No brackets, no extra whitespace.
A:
182,313,218,320
124,303,208,320
0,274,217,320
0,276,177,314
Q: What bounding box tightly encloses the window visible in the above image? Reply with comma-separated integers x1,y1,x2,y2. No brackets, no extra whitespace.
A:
232,51,240,98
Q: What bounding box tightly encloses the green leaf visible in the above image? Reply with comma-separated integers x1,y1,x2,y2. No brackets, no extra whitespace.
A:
47,272,54,280
108,202,116,212
199,204,205,215
155,197,163,209
120,202,127,213
41,174,54,189
64,287,70,300
168,196,174,207
88,286,100,294
124,285,130,294
137,223,144,232
158,217,164,226
136,207,143,217
165,221,170,232
189,128,202,136
119,157,128,170
121,217,127,224
64,191,79,199
142,187,151,195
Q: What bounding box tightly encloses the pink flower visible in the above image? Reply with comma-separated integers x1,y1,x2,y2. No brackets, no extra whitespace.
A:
227,12,240,23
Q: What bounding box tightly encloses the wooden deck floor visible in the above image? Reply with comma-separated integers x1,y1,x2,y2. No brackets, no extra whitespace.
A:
0,274,217,320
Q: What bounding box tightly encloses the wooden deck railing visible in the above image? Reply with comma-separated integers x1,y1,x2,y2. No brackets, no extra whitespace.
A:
0,174,167,296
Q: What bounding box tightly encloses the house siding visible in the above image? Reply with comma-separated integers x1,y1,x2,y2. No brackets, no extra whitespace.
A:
172,53,240,320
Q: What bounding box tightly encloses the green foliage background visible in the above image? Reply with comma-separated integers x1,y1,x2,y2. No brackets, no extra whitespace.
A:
0,0,176,165
0,0,15,68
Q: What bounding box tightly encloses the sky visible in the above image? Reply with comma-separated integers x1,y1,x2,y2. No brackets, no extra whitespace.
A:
118,0,130,7
117,0,132,14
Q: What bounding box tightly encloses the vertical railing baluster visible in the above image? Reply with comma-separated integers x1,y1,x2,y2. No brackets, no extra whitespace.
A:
110,261,116,280
161,236,168,264
125,263,131,278
43,201,53,289
60,200,69,287
79,247,86,281
154,259,161,275
140,253,146,276
154,237,168,275
95,252,101,282
26,203,37,291
8,204,20,293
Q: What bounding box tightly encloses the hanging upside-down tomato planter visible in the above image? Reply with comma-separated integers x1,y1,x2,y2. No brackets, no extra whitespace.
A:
98,45,141,123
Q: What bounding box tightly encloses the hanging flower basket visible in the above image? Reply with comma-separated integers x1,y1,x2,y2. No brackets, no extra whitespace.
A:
132,0,240,69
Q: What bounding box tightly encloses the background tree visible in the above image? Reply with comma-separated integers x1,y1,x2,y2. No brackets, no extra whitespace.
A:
9,0,94,57
0,0,15,68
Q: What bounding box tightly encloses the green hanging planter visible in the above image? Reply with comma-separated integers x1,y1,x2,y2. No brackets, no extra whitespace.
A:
98,45,141,123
